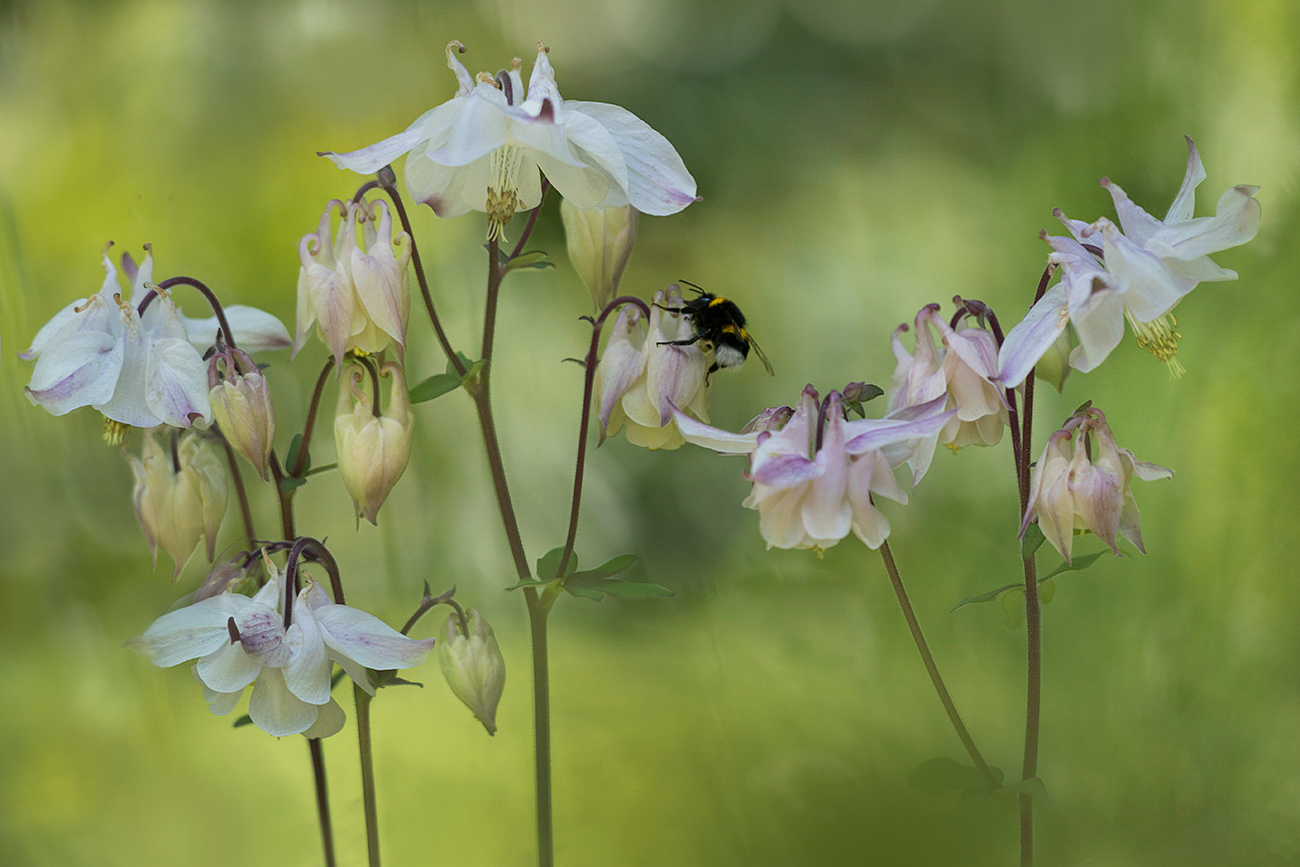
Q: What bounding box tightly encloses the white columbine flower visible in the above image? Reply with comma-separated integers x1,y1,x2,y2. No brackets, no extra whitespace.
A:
22,245,291,429
126,560,436,738
999,137,1260,386
321,41,698,237
676,387,953,551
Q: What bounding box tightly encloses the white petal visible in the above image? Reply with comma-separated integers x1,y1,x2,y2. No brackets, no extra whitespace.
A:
25,327,125,415
125,594,249,667
248,667,320,737
314,603,437,671
997,282,1070,388
184,306,292,353
145,337,213,427
1164,136,1207,225
196,640,263,693
430,85,510,167
301,697,346,739
1145,184,1261,263
565,102,699,216
673,409,759,453
1102,178,1163,247
283,608,333,705
321,123,427,175
20,298,87,360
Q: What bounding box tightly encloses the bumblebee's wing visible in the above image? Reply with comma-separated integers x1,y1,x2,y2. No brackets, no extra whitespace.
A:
747,333,775,376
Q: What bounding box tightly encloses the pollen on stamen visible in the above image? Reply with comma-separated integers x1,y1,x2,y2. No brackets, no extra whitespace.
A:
1126,310,1185,379
103,417,131,445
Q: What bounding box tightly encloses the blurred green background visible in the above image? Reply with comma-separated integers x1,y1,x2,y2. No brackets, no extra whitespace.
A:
1,0,1297,864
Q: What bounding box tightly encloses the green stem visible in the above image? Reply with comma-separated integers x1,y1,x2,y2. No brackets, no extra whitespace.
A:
878,541,1000,788
526,587,559,867
307,738,337,867
1018,367,1042,867
354,683,381,867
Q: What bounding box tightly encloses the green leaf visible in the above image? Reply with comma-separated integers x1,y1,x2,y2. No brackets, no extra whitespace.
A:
565,578,673,601
279,475,308,493
285,434,309,475
536,547,578,583
908,757,1003,795
1021,523,1045,559
505,577,557,592
408,354,485,403
1040,552,1104,580
504,250,555,272
1039,577,1056,605
233,713,253,728
952,583,1021,612
570,554,637,582
408,372,463,403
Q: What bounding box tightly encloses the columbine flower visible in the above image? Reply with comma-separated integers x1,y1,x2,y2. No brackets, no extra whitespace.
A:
22,245,290,429
321,41,698,238
561,200,638,310
126,560,436,738
595,287,711,450
676,387,953,551
128,429,229,580
888,304,1009,461
334,361,413,525
438,608,506,736
999,138,1261,386
208,344,276,481
294,198,411,366
1022,408,1172,564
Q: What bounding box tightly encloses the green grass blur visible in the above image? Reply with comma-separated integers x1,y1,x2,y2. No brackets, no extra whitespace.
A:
2,1,1298,864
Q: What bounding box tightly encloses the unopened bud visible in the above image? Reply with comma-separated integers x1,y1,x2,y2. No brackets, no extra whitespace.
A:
438,608,505,736
127,430,229,580
1033,328,1072,392
208,346,276,480
740,404,794,434
561,200,638,310
334,361,413,525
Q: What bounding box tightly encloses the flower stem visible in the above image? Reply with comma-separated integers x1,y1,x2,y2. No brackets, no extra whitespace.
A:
306,737,337,867
526,588,558,867
354,683,381,867
214,430,257,548
877,540,1000,788
153,276,238,351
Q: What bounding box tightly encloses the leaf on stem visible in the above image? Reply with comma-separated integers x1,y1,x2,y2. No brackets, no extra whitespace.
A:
409,354,485,403
908,757,1003,795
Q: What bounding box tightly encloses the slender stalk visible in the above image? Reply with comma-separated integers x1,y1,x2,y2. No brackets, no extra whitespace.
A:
354,683,381,867
1011,264,1051,867
526,588,559,867
215,432,257,548
307,738,337,867
878,541,1000,788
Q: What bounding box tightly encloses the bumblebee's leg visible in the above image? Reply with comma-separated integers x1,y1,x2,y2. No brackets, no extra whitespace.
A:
657,336,703,347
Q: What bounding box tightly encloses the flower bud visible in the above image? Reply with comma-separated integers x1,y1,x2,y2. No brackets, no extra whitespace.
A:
438,608,506,736
128,430,229,580
561,200,638,310
1033,327,1072,393
208,345,276,480
334,361,413,525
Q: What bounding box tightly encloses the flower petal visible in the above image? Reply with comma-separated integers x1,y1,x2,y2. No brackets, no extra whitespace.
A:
564,101,700,215
125,594,249,667
248,667,321,737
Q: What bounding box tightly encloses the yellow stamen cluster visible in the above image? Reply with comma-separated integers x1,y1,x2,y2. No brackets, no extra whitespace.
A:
103,417,131,445
1126,309,1185,379
486,144,524,241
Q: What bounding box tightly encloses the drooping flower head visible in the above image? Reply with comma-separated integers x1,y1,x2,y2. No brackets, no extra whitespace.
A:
1022,407,1173,564
127,428,229,580
321,41,699,238
126,556,436,738
676,386,954,551
888,303,1010,464
208,344,276,481
294,197,411,366
999,138,1261,387
594,286,711,450
334,361,413,525
22,245,291,433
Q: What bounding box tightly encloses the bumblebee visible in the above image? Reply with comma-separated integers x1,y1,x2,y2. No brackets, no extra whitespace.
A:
658,281,774,378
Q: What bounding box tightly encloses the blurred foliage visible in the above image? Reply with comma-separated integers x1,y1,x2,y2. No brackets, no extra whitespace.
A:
2,0,1299,865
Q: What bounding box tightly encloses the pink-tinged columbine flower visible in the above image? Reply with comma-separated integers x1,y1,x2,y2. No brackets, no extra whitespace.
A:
126,559,436,738
128,429,229,581
889,304,1010,468
595,286,711,450
22,245,290,430
999,138,1261,386
294,198,411,366
321,41,698,237
334,361,413,525
1022,408,1172,564
676,387,954,551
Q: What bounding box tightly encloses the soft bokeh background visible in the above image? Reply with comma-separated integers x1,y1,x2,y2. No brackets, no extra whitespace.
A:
1,0,1296,864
